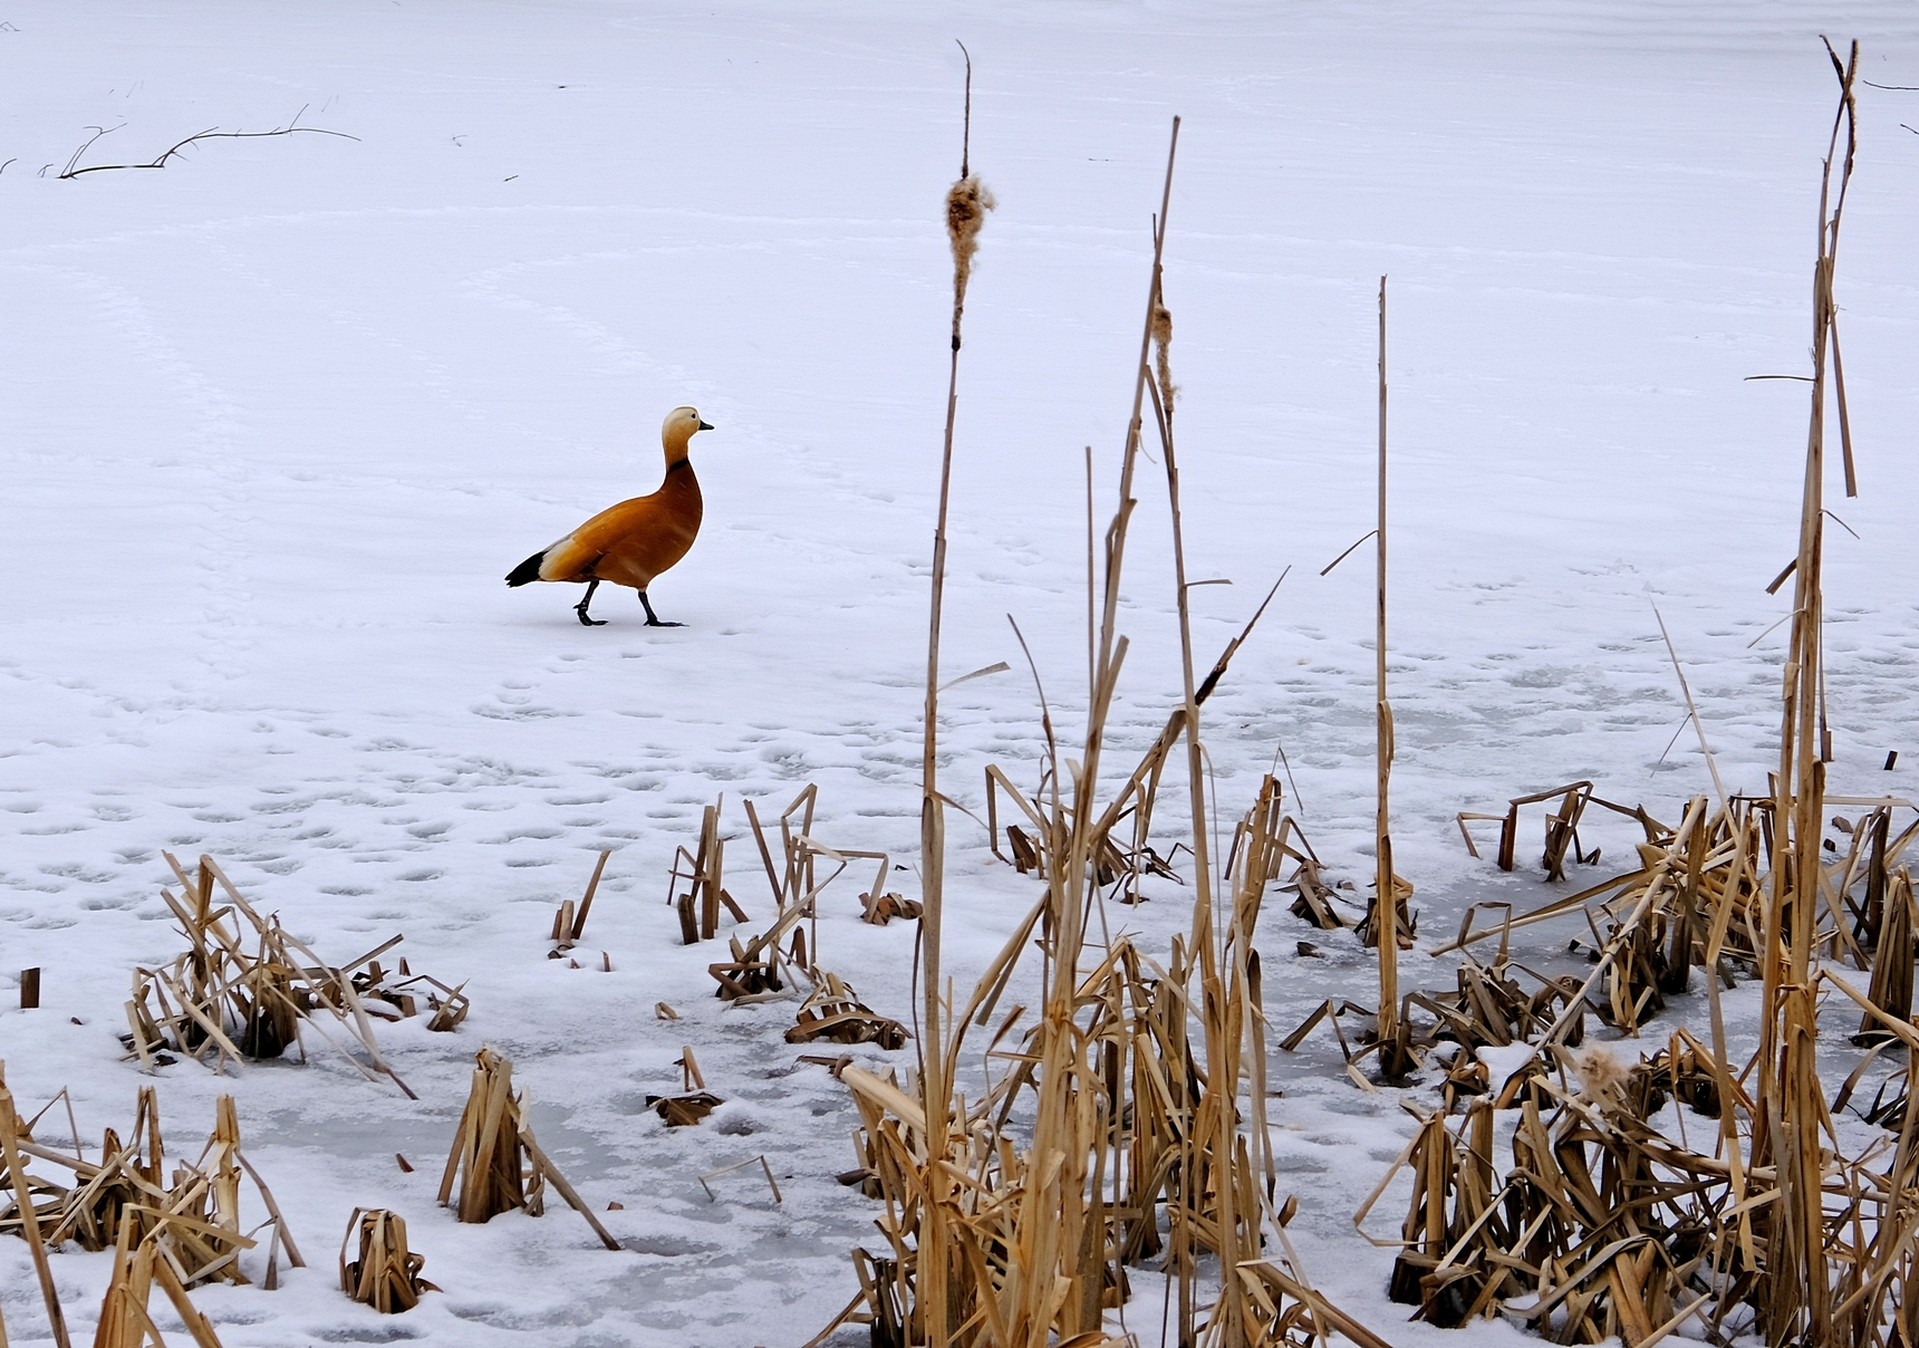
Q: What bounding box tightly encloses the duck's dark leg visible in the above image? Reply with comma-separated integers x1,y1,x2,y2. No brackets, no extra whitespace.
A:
638,591,683,628
575,579,607,627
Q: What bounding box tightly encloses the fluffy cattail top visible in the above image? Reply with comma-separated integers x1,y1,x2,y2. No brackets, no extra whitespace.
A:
1152,298,1177,415
946,175,996,350
1569,1044,1633,1115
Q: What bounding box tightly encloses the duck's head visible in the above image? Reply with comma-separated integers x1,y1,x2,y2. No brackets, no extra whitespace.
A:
660,405,713,465
664,405,714,442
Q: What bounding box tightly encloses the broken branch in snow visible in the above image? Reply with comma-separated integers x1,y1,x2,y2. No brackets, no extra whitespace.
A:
55,106,357,178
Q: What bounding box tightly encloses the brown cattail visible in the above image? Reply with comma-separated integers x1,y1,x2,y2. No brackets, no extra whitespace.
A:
946,175,996,349
1151,299,1177,415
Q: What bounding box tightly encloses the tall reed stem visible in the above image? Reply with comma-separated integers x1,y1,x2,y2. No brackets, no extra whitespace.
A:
1369,276,1410,1077
919,44,991,1345
1754,40,1857,1347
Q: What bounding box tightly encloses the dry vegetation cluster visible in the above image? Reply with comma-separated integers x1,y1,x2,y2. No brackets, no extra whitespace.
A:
809,37,1919,1348
2,35,1912,1348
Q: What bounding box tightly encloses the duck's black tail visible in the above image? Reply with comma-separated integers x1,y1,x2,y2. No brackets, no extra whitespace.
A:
505,550,545,587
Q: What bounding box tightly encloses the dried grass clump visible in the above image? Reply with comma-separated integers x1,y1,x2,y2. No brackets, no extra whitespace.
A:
1398,45,1919,1348
123,853,425,1097
1446,794,1773,1035
1,1082,304,1289
1365,1058,1735,1344
694,786,920,999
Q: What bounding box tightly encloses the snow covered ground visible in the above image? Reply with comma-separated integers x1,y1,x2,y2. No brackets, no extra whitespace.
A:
3,2,1919,1343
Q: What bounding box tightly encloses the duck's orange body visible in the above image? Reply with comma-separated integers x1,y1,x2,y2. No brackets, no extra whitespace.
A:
506,406,714,626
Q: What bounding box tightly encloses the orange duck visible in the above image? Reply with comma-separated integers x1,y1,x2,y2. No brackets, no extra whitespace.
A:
506,406,715,626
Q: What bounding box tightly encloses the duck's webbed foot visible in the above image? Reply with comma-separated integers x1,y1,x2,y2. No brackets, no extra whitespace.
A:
638,591,683,628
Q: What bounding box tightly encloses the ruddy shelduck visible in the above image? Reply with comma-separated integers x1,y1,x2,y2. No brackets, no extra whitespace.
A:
506,406,715,626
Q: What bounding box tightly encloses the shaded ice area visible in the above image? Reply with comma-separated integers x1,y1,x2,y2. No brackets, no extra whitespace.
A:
3,1,1919,1343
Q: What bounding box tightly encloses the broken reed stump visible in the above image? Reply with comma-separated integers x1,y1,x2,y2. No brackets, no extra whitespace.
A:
649,1092,724,1127
667,800,747,944
645,1046,724,1126
358,960,470,1034
1456,780,1658,878
551,849,613,954
786,974,908,1050
94,1218,227,1348
439,1047,538,1223
340,1208,435,1313
437,1047,620,1250
1856,868,1916,1045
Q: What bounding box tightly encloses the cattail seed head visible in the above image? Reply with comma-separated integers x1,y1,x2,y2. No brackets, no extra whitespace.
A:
1151,299,1177,414
1569,1043,1633,1114
946,175,996,347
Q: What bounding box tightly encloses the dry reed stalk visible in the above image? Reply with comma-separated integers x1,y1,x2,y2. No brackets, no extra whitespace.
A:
339,1208,433,1313
666,800,747,944
1235,1259,1394,1348
1139,182,1269,1345
696,1155,784,1204
93,1224,162,1348
757,783,821,907
1857,869,1916,1045
1747,41,1858,1346
0,1070,72,1348
1363,274,1417,1085
551,848,613,951
916,48,999,1343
